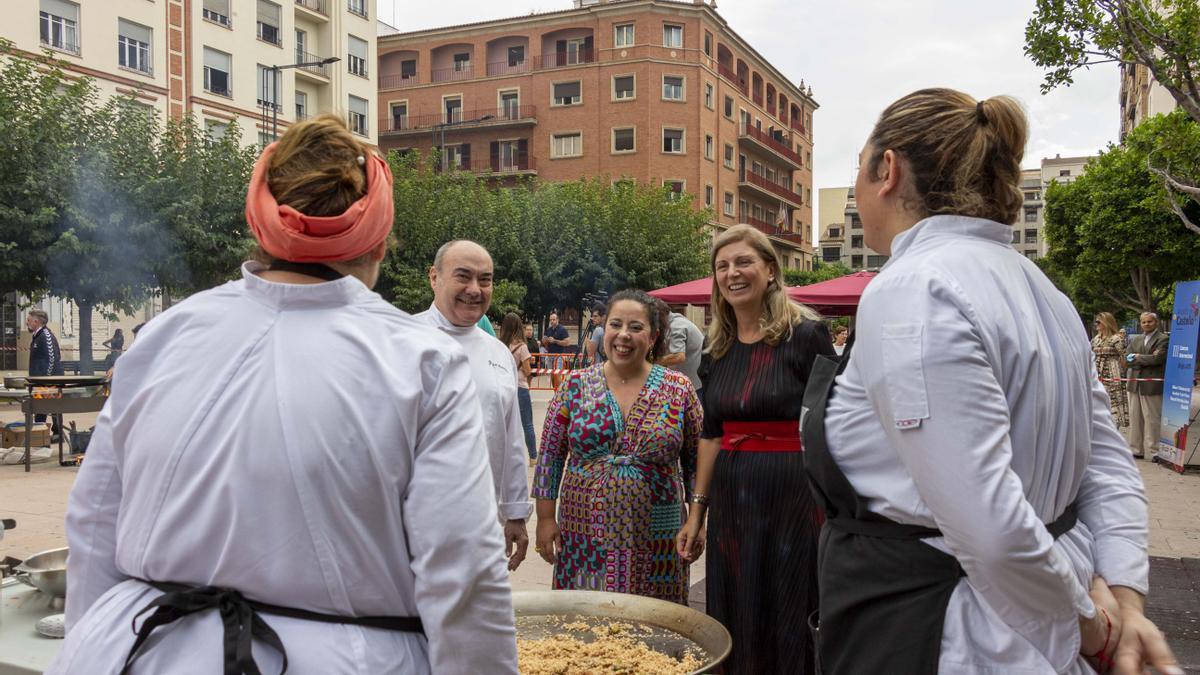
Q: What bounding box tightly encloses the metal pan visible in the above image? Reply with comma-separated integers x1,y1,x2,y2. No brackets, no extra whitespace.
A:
513,590,731,673
13,547,68,598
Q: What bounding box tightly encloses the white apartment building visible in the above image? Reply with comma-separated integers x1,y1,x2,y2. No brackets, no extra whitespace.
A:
1120,62,1176,140
5,0,379,146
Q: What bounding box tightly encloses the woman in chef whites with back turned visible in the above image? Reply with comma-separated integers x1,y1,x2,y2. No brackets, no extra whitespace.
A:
800,89,1180,674
47,114,518,674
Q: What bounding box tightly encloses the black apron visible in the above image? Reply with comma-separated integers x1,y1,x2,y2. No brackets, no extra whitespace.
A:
799,345,1078,675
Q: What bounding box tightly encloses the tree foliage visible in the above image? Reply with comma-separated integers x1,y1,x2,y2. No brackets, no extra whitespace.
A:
1041,112,1200,318
381,152,711,318
783,260,854,288
1025,0,1200,234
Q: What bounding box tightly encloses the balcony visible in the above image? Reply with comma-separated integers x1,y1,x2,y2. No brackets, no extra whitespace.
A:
380,72,419,89
469,156,537,176
379,105,537,135
294,49,330,80
486,59,533,77
537,49,595,70
432,64,475,83
744,217,806,247
739,170,803,208
294,0,328,18
739,124,802,170
790,117,808,137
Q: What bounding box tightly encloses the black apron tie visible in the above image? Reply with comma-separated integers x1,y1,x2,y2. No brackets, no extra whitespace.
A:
266,261,346,281
121,581,424,675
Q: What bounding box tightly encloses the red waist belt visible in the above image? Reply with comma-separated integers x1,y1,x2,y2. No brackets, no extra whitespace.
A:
721,420,803,452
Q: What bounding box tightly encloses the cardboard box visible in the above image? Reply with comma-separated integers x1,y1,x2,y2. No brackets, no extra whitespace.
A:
3,424,51,448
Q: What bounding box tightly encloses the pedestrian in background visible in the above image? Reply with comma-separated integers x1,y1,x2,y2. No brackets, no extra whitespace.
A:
659,310,704,401
831,324,849,356
101,329,125,370
676,224,833,674
1124,311,1169,460
26,309,63,436
541,312,570,390
500,312,538,465
585,302,606,365
801,88,1172,674
534,289,701,604
1092,312,1129,430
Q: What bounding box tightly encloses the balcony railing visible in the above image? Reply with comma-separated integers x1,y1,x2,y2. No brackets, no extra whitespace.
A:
469,157,536,175
537,48,595,69
739,170,803,206
294,0,327,15
486,59,532,77
295,49,330,77
202,7,231,27
739,123,803,167
380,72,419,88
717,62,747,94
752,93,763,106
379,105,537,133
432,65,475,83
790,117,808,136
744,217,805,245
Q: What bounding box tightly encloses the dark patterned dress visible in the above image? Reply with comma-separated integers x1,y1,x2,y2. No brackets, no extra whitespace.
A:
532,364,701,603
700,320,834,675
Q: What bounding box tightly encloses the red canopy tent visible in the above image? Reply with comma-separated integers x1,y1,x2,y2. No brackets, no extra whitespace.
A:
648,271,878,316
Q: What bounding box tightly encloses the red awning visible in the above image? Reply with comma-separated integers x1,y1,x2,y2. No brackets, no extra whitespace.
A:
649,271,878,317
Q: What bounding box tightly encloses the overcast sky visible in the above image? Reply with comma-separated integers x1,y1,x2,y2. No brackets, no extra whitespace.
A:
379,0,1117,229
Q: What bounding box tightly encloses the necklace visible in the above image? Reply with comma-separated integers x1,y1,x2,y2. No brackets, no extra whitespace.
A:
605,363,644,386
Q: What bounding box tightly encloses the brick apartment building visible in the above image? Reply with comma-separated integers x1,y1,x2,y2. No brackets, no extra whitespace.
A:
376,0,817,269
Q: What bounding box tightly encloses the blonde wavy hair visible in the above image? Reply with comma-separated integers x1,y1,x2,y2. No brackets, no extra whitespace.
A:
706,225,819,360
1095,312,1120,339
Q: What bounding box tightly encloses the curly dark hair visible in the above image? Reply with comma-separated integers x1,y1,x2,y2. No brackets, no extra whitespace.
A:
605,289,669,362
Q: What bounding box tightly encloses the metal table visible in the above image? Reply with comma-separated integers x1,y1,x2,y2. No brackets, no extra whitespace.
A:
18,376,107,473
0,579,62,674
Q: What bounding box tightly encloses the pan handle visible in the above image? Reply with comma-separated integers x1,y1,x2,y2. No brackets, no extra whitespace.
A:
1,519,16,531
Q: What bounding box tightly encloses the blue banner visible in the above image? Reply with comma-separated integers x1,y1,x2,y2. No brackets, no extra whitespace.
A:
1157,280,1200,472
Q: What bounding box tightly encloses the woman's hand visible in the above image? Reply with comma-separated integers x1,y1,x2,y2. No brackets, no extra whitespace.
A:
1081,576,1123,670
676,508,706,562
535,517,563,565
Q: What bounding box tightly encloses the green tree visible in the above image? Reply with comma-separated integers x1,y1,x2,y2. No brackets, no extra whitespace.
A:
783,260,855,288
0,40,92,297
1025,0,1200,234
1042,112,1200,317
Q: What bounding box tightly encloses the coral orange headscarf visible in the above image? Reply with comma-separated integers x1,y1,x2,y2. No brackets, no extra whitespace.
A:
245,142,394,263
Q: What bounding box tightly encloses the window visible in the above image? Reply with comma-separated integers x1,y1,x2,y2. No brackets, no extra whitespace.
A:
348,0,367,17
256,0,281,46
807,151,812,166
39,0,80,54
348,95,368,136
295,91,308,120
500,90,520,119
806,188,812,205
441,144,466,170
203,48,231,96
852,254,863,268
614,23,634,48
562,38,588,65
705,185,714,207
348,35,368,77
257,65,281,110
1059,169,1070,177
508,46,524,67
823,247,841,263
723,95,733,119
613,127,635,153
553,81,582,106
704,134,714,160
118,20,152,74
552,132,582,158
1024,190,1040,200
662,75,684,101
739,199,748,218
867,255,889,267
1012,229,1021,244
664,180,684,201
1025,229,1038,243
851,235,864,249
400,59,417,80
851,214,862,229
496,140,522,171
1024,206,1038,223
704,31,713,56
1026,250,1039,260
752,204,763,221
723,192,734,216
663,24,682,48
704,82,714,109
662,128,684,154
295,29,308,61
723,143,734,169
453,52,470,72
205,119,229,140
202,0,231,27
258,131,273,148
444,97,462,123
390,102,407,130
613,75,634,100
828,227,840,238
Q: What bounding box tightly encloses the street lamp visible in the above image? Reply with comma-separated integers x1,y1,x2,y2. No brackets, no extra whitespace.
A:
431,114,495,169
260,56,341,144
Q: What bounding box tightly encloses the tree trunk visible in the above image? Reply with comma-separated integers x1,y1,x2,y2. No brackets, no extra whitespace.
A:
162,286,173,310
77,299,94,375
1131,267,1155,313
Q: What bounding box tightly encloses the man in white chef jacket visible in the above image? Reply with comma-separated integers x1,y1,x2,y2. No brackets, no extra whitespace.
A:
419,240,532,570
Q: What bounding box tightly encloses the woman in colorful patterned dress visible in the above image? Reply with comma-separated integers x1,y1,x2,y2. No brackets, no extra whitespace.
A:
532,290,702,604
1093,311,1130,428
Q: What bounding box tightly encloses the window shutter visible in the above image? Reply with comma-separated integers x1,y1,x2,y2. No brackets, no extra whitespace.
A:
518,139,528,168
583,36,593,59
460,143,471,169
490,141,499,172
556,39,566,66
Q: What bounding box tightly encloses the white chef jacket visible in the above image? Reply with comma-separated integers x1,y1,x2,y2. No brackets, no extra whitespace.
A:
825,216,1148,674
417,305,533,522
47,263,518,675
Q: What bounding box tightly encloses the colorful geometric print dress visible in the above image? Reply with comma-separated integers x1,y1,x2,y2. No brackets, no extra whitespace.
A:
532,364,701,604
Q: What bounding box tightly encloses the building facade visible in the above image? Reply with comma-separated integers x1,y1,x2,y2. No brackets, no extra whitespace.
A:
8,0,379,146
376,0,817,269
1119,62,1176,140
817,155,1093,270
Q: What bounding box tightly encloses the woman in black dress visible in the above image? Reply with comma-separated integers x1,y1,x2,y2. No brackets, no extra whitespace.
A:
676,224,833,674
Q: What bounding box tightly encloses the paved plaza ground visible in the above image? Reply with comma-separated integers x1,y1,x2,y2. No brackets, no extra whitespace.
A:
1,390,1198,669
